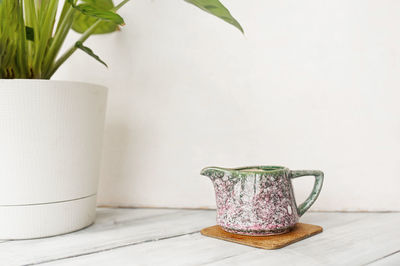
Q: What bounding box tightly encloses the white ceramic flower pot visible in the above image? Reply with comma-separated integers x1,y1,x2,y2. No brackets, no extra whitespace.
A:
0,80,107,239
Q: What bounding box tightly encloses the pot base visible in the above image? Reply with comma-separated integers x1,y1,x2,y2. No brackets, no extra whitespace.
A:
220,225,294,236
0,195,96,240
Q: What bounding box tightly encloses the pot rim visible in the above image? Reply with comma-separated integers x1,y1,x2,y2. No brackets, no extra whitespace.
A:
231,165,287,174
202,165,288,176
0,79,107,91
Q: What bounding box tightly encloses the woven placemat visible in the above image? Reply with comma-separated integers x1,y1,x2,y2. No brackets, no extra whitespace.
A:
201,223,323,250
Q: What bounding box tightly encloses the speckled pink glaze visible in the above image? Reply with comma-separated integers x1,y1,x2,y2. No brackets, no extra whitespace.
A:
202,166,299,236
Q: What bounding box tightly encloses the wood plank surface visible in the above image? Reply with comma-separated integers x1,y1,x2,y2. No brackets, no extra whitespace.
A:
206,212,400,266
0,208,215,265
0,209,398,266
368,250,400,266
49,212,400,266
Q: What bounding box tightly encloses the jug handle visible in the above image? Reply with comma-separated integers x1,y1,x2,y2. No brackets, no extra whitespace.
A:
289,170,324,216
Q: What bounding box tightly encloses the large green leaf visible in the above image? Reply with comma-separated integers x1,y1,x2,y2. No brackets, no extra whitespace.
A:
76,4,124,24
75,41,108,67
72,0,120,34
184,0,243,33
72,16,119,34
68,0,124,26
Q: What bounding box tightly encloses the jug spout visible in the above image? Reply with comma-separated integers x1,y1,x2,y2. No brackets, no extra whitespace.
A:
200,167,229,180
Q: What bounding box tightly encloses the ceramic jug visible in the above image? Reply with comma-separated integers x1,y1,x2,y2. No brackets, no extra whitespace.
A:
201,166,324,236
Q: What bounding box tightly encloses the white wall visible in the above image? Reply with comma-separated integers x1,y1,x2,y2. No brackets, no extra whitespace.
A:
55,0,400,211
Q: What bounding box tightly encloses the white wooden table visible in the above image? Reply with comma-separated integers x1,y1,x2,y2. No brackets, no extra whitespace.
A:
1,208,399,266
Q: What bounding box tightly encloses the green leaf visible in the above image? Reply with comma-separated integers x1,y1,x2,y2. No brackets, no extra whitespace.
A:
72,13,119,34
72,15,119,34
83,0,114,10
75,41,108,67
72,0,121,34
77,4,124,24
68,0,124,26
25,26,34,41
184,0,243,33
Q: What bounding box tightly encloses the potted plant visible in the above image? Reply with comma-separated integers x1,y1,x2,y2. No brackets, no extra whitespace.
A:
0,0,242,239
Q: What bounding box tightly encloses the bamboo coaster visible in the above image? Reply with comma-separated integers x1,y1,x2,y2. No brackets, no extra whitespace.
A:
201,223,323,250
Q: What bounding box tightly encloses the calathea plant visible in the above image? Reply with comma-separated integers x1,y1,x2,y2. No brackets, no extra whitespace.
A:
0,0,242,79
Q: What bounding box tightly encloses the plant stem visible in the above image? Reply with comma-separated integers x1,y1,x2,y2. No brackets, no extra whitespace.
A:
114,0,130,11
45,19,102,79
33,0,59,78
42,5,75,77
46,0,130,79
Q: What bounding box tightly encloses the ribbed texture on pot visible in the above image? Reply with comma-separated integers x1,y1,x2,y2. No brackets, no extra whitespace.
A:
0,80,107,239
